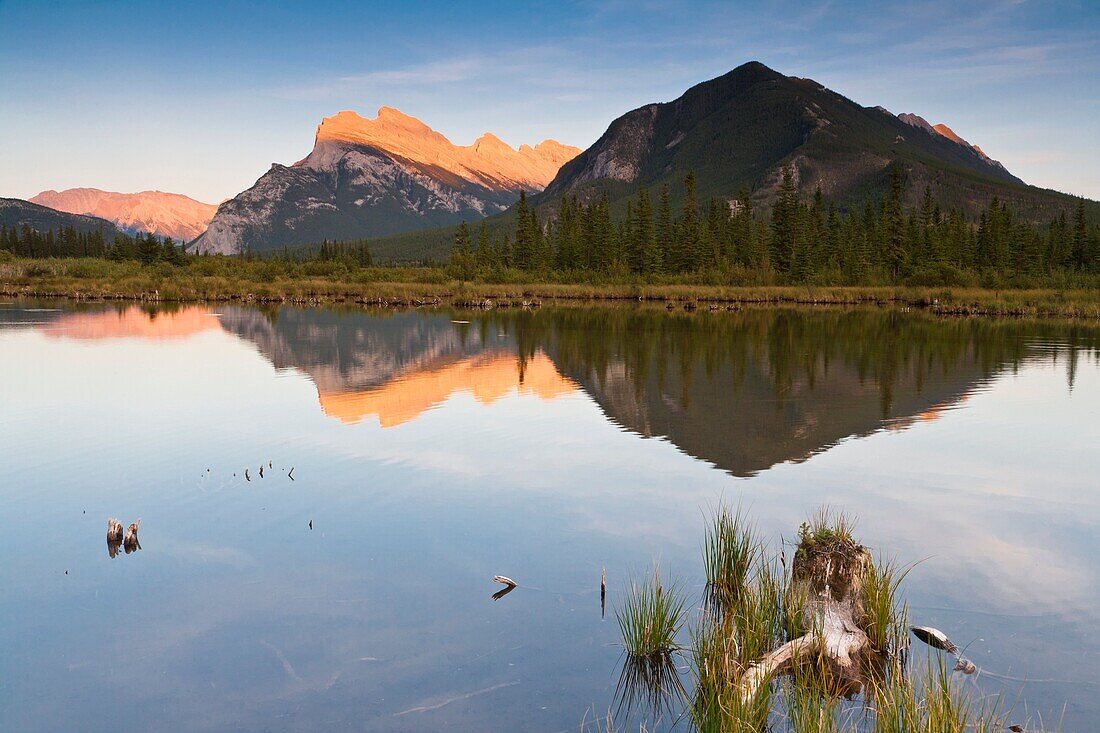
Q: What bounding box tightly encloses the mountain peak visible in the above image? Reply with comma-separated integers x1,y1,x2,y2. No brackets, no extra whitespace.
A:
191,109,581,254
473,132,513,152
307,107,580,190
29,187,216,240
932,123,968,147
897,115,1000,164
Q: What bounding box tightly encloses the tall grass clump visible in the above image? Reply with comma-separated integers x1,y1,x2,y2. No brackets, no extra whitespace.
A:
615,569,688,716
869,656,1007,733
703,503,757,613
861,556,912,655
784,660,843,733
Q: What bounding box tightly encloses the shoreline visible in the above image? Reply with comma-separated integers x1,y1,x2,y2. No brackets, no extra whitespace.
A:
5,282,1099,319
2,258,1098,319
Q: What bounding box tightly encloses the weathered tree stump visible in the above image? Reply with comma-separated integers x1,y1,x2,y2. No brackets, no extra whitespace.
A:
738,535,875,702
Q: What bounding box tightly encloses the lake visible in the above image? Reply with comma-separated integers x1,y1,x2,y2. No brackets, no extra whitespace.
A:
0,300,1097,731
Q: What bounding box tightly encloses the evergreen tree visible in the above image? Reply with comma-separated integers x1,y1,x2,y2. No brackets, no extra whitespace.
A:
678,172,701,272
451,222,473,279
635,187,659,275
1072,198,1088,271
138,232,161,264
883,164,908,280
770,166,798,276
655,184,674,272
513,191,533,269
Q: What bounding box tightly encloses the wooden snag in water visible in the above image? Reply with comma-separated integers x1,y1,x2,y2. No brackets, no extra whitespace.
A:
601,567,607,619
737,531,875,702
107,518,124,558
123,519,141,554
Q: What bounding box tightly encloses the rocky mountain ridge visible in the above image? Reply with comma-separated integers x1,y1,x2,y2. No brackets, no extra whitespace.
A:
189,108,580,255
30,188,216,241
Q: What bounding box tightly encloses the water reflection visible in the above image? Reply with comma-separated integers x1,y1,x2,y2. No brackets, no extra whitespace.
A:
212,305,1096,476
13,302,1098,479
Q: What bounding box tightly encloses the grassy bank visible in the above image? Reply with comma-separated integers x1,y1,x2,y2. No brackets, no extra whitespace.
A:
2,255,1098,318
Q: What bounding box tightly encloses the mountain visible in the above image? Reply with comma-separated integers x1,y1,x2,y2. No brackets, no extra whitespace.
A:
0,197,123,238
538,61,1082,221
189,107,580,255
29,188,217,241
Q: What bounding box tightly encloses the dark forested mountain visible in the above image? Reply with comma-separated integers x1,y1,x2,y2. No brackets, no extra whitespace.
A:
0,198,123,238
538,61,1079,220
188,108,579,255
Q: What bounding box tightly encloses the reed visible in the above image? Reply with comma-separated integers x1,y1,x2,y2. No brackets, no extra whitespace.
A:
703,503,757,613
861,556,913,654
615,569,689,716
868,656,1008,733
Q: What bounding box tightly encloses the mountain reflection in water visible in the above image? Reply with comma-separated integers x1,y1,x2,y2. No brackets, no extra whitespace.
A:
25,302,1098,477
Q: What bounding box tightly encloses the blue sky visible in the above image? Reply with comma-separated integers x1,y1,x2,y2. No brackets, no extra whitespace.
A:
0,0,1096,203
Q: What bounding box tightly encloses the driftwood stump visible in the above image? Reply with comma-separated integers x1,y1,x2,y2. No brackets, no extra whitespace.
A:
739,536,874,702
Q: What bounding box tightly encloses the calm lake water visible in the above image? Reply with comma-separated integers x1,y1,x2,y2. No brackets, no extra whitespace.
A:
1,300,1097,732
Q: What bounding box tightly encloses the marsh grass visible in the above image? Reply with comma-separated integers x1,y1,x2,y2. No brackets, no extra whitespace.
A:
783,660,844,733
703,504,758,614
861,557,913,655
613,506,1024,733
868,656,1007,733
615,569,689,716
4,256,1100,317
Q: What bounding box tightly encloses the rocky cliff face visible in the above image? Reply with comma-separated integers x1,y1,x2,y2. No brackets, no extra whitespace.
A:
29,188,216,241
189,108,580,255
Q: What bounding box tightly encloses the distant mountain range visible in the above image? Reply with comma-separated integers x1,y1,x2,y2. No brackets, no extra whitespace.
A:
29,188,216,241
0,197,123,238
9,61,1095,260
367,61,1094,261
188,108,580,255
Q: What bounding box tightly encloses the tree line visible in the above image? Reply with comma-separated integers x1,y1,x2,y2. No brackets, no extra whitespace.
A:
0,226,378,269
1,224,187,265
450,166,1099,284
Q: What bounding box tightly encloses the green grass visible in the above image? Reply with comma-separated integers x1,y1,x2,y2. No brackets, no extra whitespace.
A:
703,504,758,613
861,556,913,655
869,656,1007,733
615,569,689,716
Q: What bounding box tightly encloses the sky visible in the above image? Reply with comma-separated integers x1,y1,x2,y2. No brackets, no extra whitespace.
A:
0,0,1097,203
